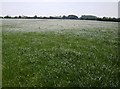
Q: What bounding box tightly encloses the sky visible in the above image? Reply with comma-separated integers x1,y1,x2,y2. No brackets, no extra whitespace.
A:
0,0,119,18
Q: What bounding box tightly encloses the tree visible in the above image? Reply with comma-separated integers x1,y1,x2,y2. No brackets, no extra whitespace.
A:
0,16,3,18
19,16,21,18
4,15,11,18
67,15,78,19
34,15,37,19
62,15,67,19
14,16,18,18
103,17,108,21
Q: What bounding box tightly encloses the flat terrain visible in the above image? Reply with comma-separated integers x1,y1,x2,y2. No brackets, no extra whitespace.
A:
0,19,2,88
2,19,119,87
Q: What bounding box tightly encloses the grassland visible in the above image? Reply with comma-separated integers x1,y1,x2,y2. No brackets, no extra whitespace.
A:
2,19,120,87
0,19,2,88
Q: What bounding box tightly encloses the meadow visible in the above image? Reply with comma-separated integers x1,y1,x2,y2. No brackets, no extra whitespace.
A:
0,19,2,88
2,19,119,87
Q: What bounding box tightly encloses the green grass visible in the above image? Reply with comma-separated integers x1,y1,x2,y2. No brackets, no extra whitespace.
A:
0,24,2,88
2,20,120,87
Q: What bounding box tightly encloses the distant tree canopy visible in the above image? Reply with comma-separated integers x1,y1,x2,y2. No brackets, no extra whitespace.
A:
67,15,78,19
62,15,67,19
19,16,22,18
34,15,37,18
97,17,119,22
4,15,11,18
62,15,78,19
81,15,97,20
49,16,61,19
0,16,3,18
1,15,120,22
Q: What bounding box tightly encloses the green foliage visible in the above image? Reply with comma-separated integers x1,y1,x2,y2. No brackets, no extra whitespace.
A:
67,15,78,19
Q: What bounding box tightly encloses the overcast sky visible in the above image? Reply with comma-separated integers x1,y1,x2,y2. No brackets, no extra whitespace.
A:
0,0,119,17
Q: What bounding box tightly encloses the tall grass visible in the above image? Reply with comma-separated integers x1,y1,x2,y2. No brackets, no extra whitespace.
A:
2,19,119,87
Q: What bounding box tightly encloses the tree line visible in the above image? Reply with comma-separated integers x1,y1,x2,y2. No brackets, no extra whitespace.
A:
0,15,120,22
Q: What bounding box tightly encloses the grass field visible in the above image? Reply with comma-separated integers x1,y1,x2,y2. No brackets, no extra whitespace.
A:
0,19,2,88
2,19,120,87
